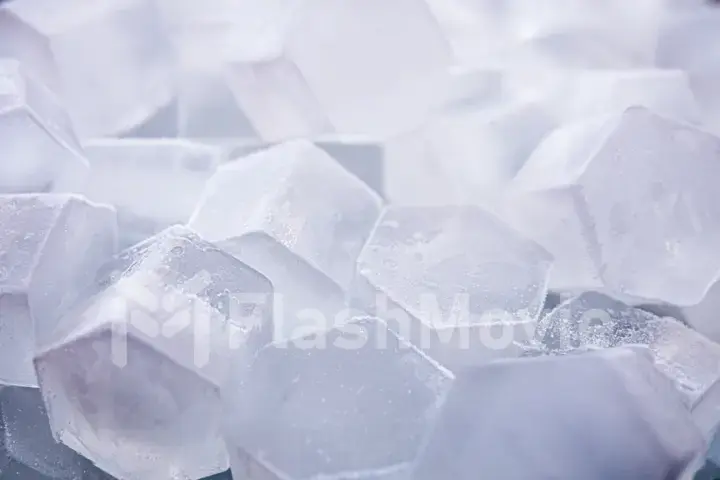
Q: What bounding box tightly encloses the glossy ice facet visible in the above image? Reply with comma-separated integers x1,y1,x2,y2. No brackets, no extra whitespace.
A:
223,317,453,480
81,139,225,249
0,59,86,194
190,140,382,340
0,194,116,387
35,226,273,480
351,205,552,368
412,348,704,480
514,107,720,304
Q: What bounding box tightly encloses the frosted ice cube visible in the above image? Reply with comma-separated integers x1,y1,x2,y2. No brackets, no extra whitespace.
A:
225,0,454,140
8,0,174,137
0,59,86,194
513,107,720,304
190,140,382,340
81,139,225,249
0,194,116,387
34,226,273,480
351,205,552,368
538,292,720,434
412,348,704,480
223,317,453,480
0,386,104,479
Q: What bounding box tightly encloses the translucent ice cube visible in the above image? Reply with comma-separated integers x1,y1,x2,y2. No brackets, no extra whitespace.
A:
0,194,116,387
537,291,720,433
81,138,225,249
351,205,552,369
513,107,720,304
35,226,273,480
412,348,704,480
225,0,454,140
223,317,453,480
190,140,382,340
8,0,174,137
0,59,86,194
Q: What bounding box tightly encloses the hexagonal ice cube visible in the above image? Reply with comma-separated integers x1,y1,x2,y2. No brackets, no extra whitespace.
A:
0,386,108,479
537,291,720,438
0,194,116,387
0,59,86,194
81,138,226,249
34,226,273,480
350,205,552,369
225,0,454,140
7,0,174,137
223,317,453,480
412,348,704,480
190,140,382,341
513,106,720,304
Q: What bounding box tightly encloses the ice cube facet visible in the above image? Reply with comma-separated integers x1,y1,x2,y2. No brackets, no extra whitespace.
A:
190,140,382,340
34,226,273,480
412,348,704,480
514,107,720,304
0,194,116,387
8,0,174,137
0,59,86,194
223,317,453,480
351,205,552,369
225,0,454,140
81,139,225,249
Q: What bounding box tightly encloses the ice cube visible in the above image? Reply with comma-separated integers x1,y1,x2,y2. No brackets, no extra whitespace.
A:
0,194,116,387
34,226,273,480
0,59,86,194
412,101,557,203
7,0,174,137
350,205,552,369
0,7,60,94
0,386,105,479
222,317,453,480
81,139,225,249
513,107,720,304
225,0,454,140
189,140,382,340
412,348,704,480
537,292,720,433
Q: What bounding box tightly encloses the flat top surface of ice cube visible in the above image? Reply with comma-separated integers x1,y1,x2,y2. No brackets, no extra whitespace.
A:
357,205,552,324
225,317,452,479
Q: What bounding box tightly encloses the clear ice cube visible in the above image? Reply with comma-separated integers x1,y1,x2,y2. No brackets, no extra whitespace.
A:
0,59,86,194
225,0,454,140
81,139,225,249
0,193,116,387
222,317,453,480
34,226,274,480
513,106,720,304
0,386,105,479
189,140,382,340
412,348,704,480
350,205,553,369
8,0,174,137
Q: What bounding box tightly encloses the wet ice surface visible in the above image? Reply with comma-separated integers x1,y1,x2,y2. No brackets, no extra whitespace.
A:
3,0,720,478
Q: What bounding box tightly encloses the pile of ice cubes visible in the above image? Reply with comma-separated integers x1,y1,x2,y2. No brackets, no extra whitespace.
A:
3,0,720,478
